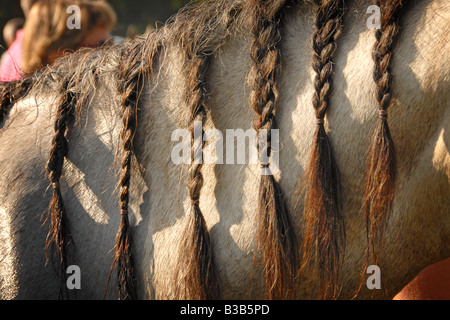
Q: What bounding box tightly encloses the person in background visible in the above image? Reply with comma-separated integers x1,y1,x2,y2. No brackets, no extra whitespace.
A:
2,18,25,48
0,18,25,68
0,0,116,81
394,258,450,300
22,0,116,75
0,0,40,82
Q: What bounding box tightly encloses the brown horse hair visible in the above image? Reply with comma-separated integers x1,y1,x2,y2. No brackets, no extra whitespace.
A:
45,79,77,299
298,0,345,299
0,78,34,125
177,54,221,299
174,35,218,301
362,0,407,276
170,0,246,300
109,67,140,300
248,0,298,300
105,37,162,300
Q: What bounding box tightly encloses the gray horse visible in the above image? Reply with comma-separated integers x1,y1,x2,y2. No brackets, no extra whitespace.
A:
0,0,448,299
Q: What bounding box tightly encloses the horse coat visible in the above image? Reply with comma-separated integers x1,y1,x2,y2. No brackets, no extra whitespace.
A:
0,0,449,299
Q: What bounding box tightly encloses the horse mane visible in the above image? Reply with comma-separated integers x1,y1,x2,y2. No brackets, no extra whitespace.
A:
0,0,412,299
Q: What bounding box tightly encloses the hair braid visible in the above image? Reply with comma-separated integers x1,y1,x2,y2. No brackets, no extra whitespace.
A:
45,80,76,299
102,36,162,300
114,76,139,300
248,0,298,300
107,56,142,301
363,0,406,270
169,0,248,300
299,0,345,299
175,48,220,300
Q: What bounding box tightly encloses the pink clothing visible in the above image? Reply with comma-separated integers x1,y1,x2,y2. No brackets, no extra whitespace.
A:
0,29,24,82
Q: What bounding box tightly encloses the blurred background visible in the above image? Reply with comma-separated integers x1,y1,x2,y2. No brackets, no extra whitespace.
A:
0,0,199,49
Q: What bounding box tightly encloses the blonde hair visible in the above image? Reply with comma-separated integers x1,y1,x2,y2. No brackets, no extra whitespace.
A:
22,0,116,74
20,0,40,17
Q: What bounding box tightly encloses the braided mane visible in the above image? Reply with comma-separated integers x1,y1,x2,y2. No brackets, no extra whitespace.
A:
247,0,298,300
299,0,346,299
0,0,412,299
363,0,408,276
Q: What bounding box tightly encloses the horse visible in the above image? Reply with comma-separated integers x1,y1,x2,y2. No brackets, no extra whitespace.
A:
0,0,448,300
